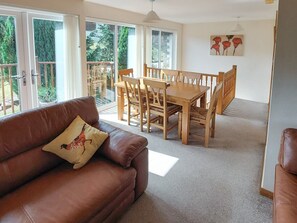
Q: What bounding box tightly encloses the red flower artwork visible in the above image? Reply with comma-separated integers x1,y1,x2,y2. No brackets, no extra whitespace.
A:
232,37,243,56
210,35,243,56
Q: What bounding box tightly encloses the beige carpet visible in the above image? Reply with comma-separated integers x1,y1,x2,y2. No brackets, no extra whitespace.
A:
100,98,272,223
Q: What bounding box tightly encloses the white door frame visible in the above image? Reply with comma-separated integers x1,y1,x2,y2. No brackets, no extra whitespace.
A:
0,9,29,111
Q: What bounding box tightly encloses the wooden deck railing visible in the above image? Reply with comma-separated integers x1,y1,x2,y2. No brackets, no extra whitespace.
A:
0,60,115,116
0,63,19,115
143,64,237,114
35,57,56,88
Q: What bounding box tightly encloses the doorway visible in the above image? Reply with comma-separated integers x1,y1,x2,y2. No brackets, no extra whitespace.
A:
85,20,136,109
0,9,65,117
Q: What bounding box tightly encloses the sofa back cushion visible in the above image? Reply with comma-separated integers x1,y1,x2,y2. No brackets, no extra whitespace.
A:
279,128,297,175
0,96,99,197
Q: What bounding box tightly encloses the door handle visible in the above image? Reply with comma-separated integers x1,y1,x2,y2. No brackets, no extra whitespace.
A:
11,71,26,86
31,69,39,85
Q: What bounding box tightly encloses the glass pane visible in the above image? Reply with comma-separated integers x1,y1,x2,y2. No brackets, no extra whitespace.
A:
161,31,174,69
33,18,63,106
152,30,160,68
0,15,21,117
118,26,136,71
86,22,116,107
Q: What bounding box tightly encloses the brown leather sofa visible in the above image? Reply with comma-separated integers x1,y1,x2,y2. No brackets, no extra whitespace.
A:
274,128,297,223
0,96,148,223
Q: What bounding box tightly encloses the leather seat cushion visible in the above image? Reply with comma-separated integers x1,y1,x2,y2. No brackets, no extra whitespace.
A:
274,164,297,223
0,158,136,223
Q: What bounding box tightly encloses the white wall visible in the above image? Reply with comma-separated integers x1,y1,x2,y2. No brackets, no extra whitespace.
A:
182,20,274,103
262,0,297,192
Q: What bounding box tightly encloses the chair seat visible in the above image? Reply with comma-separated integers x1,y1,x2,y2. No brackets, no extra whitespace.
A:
190,106,208,121
150,104,181,116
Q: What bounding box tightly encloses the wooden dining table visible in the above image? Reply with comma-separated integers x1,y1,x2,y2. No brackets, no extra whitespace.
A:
115,78,209,145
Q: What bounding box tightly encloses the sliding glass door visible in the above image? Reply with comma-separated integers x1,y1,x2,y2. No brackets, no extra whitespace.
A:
86,20,136,109
86,22,115,107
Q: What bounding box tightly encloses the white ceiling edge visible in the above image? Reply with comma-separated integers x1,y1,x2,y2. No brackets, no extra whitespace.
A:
84,0,278,24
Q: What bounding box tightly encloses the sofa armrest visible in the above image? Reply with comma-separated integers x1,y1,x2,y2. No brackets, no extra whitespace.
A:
279,128,297,174
97,121,148,168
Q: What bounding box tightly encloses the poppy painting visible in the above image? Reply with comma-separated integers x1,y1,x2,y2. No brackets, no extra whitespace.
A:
210,35,244,56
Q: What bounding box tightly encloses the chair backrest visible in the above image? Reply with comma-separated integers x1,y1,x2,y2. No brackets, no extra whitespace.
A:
119,68,134,81
123,76,142,105
182,71,202,85
161,69,179,82
143,78,168,112
207,82,223,119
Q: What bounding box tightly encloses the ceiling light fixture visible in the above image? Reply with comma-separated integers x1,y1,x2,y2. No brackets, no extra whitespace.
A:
143,0,160,23
231,16,244,33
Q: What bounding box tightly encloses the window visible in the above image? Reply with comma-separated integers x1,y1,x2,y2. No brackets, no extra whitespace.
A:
85,20,136,108
151,29,176,69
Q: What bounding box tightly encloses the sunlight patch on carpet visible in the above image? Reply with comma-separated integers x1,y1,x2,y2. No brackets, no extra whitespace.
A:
149,150,179,177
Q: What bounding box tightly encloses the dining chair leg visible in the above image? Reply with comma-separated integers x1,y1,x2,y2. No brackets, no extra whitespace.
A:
178,112,182,139
163,124,167,140
163,114,168,140
140,109,143,132
204,123,210,147
211,115,216,138
147,109,150,133
127,103,131,126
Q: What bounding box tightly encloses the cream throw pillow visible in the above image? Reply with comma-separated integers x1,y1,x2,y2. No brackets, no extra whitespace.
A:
42,115,108,169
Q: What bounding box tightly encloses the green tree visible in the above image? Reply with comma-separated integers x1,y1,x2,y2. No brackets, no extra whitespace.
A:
0,16,18,94
118,27,128,70
33,19,61,90
86,23,114,62
33,19,59,62
0,16,17,64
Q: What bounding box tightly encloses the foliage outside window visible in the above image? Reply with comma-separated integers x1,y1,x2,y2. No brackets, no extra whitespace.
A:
34,19,62,104
0,16,18,95
86,21,135,106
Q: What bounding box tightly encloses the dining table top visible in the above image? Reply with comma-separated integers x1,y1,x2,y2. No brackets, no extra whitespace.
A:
115,78,209,102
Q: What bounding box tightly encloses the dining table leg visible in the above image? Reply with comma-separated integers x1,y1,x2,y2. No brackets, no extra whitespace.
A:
182,102,191,145
200,92,207,108
117,87,124,120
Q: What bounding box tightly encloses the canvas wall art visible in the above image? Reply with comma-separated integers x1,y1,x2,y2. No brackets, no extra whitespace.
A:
210,35,244,56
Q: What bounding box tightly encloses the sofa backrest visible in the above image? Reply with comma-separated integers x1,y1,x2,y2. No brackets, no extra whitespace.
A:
279,128,297,175
0,96,99,197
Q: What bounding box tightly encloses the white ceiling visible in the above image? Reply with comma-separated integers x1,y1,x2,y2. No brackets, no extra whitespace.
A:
85,0,278,24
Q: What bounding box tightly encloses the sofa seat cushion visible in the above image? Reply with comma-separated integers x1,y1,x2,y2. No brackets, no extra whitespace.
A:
0,158,136,223
274,164,297,223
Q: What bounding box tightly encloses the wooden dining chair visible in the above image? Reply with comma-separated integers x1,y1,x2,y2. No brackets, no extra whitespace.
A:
123,76,146,132
182,71,203,107
119,68,134,108
143,78,182,140
119,68,133,81
178,82,223,147
161,69,179,82
182,71,202,85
